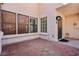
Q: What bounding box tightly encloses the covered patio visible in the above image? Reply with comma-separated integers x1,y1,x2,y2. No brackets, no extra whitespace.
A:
1,38,79,56
0,3,79,56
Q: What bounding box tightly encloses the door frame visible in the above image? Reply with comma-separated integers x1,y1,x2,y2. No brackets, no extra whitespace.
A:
56,16,63,40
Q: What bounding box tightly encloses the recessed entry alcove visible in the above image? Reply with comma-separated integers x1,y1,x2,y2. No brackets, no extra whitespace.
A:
0,3,79,56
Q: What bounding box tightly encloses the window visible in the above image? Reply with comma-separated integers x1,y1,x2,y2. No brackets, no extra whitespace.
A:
30,17,38,33
41,17,47,32
18,14,29,34
1,10,38,35
2,10,16,35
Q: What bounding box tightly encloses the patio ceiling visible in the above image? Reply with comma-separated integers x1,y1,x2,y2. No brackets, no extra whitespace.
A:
56,3,79,16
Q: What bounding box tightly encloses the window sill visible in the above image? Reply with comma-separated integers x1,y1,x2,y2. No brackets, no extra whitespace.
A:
39,33,49,36
3,33,39,39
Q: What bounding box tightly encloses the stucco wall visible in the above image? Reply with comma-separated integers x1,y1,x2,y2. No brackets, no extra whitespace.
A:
39,3,62,41
64,14,79,39
1,3,63,45
0,4,2,31
1,3,40,45
2,3,39,17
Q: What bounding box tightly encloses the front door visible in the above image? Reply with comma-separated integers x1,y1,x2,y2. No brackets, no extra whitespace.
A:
56,16,62,39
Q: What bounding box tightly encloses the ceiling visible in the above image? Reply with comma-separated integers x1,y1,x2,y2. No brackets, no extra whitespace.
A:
56,3,79,16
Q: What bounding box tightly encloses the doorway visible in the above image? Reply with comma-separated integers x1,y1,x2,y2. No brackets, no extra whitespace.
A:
56,16,62,39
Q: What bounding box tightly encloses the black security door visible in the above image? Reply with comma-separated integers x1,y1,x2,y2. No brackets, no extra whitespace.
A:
56,16,62,39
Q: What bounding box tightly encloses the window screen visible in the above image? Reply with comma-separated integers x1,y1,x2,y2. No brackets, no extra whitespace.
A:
2,10,16,35
41,17,47,32
18,14,29,34
30,17,38,33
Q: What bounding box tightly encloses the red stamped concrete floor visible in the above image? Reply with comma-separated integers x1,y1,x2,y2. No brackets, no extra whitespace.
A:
1,38,79,56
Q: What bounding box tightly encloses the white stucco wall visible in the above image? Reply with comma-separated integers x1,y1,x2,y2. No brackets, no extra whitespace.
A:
1,3,40,45
64,15,79,39
2,33,39,45
39,3,63,41
0,31,3,54
2,3,39,17
1,3,63,45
